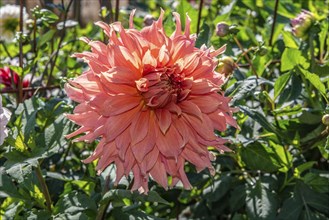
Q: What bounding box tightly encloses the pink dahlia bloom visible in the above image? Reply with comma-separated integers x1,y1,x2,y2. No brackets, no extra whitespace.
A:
65,10,237,193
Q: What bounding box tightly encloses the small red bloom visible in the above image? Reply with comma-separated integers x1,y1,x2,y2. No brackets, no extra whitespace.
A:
0,67,30,89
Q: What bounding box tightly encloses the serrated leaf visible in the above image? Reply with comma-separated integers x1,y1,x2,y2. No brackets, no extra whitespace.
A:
298,67,328,102
203,175,232,202
101,189,170,206
274,71,291,100
196,22,210,48
303,173,329,193
282,31,298,49
270,142,292,173
281,48,308,72
296,181,329,215
54,191,97,217
246,181,278,220
277,196,303,220
240,142,281,172
238,105,281,136
229,184,246,212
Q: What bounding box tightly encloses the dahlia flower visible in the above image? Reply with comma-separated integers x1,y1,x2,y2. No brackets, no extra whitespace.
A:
65,10,237,193
0,4,29,42
291,10,314,39
0,95,11,146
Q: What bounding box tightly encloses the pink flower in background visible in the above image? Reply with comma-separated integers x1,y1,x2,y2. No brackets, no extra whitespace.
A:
291,10,315,39
65,10,237,193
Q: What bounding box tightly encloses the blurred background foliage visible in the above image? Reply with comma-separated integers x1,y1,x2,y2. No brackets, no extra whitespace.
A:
0,0,328,219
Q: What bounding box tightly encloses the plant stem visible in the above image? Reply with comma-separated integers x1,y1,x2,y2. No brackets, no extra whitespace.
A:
309,34,315,73
233,36,258,78
0,85,60,94
197,0,204,35
114,0,119,22
0,42,12,59
269,0,279,46
35,164,52,212
46,0,74,87
18,0,24,104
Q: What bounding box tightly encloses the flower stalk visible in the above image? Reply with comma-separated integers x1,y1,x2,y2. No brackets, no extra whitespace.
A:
35,163,52,212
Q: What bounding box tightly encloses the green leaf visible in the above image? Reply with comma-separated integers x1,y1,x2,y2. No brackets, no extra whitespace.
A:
195,22,210,48
298,67,328,102
294,161,317,177
229,185,246,212
37,30,56,48
281,48,308,72
282,31,298,49
273,104,302,117
303,173,329,193
296,181,329,215
101,189,170,206
238,105,281,136
54,191,97,218
277,196,303,220
203,175,232,202
0,169,25,199
270,142,292,173
246,181,278,220
40,9,59,23
274,71,291,100
240,142,281,172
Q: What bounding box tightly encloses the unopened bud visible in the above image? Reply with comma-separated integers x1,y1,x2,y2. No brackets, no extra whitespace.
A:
216,22,230,37
217,57,235,76
144,14,155,26
291,10,315,39
322,114,329,126
258,46,268,56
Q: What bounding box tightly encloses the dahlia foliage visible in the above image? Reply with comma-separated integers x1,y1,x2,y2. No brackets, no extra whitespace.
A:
65,10,237,193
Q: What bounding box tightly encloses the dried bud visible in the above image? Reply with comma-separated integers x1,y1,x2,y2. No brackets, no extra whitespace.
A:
216,22,230,37
143,14,156,26
217,57,235,77
291,10,315,39
322,114,329,126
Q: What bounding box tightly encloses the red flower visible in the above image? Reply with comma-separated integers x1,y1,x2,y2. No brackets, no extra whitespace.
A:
0,67,30,89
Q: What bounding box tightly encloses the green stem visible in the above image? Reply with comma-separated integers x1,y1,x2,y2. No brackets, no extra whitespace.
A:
309,34,315,73
35,164,52,212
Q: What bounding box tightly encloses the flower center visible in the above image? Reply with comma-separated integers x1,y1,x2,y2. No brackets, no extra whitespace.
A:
136,67,191,108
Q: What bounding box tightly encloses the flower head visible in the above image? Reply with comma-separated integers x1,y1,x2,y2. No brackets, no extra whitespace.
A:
0,95,11,146
65,10,237,193
143,14,155,26
217,57,235,77
0,4,29,42
291,10,314,39
0,67,30,89
215,22,230,37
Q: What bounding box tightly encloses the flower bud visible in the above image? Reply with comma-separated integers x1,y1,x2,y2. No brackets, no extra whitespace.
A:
258,46,268,56
143,14,155,26
291,10,315,39
217,57,235,76
216,22,230,37
322,114,329,126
